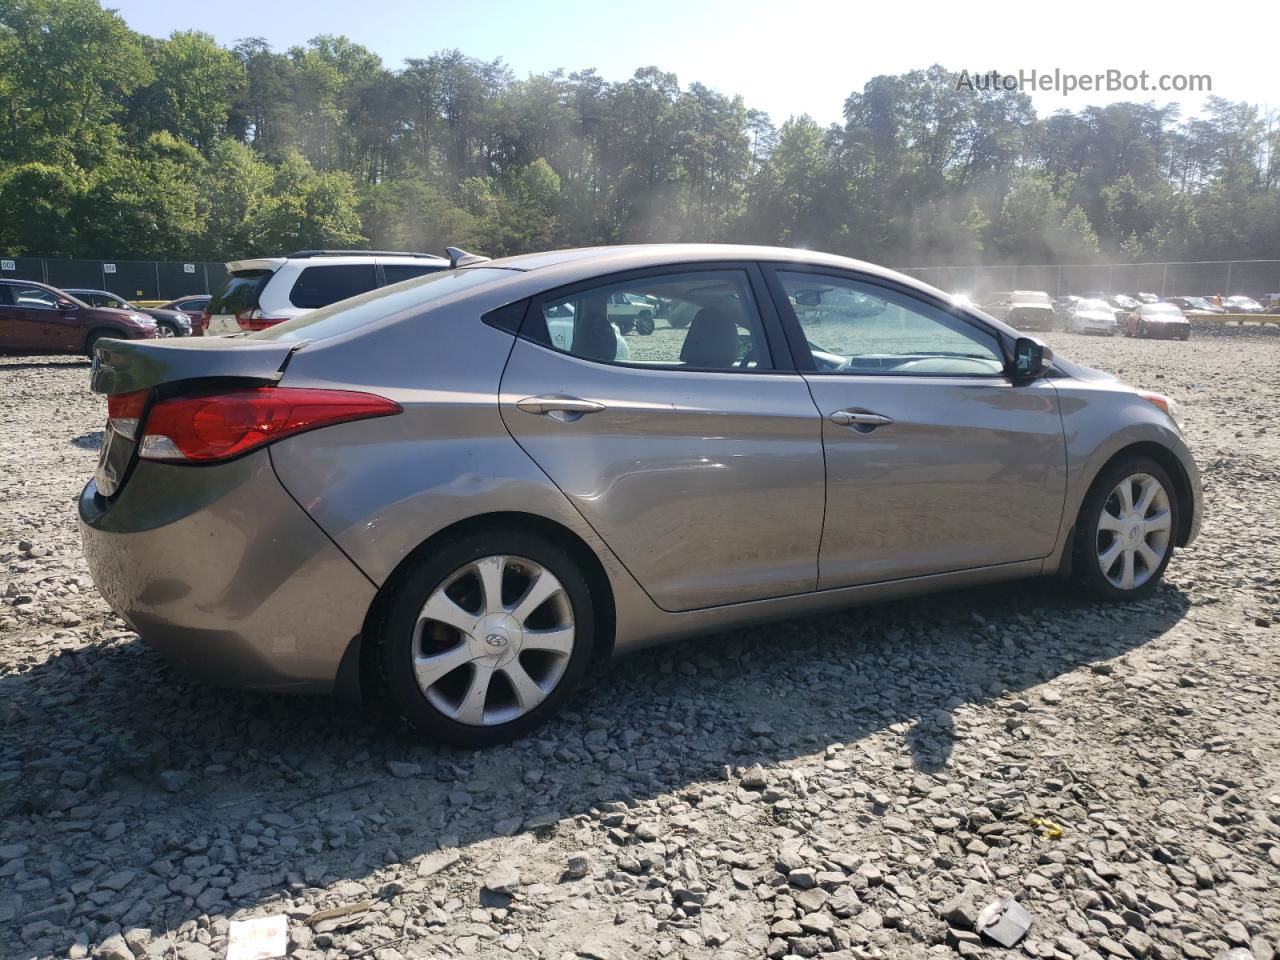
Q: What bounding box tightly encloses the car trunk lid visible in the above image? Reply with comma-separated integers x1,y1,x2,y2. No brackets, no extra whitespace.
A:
90,336,304,497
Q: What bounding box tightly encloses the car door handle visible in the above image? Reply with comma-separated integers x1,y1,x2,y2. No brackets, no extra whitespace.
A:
516,395,606,416
829,410,894,428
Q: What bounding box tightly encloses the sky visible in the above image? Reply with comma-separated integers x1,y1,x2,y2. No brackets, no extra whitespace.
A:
111,0,1276,124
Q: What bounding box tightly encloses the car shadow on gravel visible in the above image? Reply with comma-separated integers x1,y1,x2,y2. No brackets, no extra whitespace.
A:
0,577,1189,952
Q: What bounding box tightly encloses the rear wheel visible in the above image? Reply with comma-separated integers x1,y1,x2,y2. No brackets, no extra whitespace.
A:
1072,457,1179,602
377,530,595,747
635,311,655,336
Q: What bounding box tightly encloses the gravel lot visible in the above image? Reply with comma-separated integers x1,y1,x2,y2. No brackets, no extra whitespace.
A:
1,328,1278,960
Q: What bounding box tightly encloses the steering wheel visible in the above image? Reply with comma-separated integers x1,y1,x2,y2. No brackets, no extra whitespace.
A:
737,348,756,369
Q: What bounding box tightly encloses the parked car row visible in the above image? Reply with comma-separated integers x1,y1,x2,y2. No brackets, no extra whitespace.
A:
974,288,1280,341
0,277,215,355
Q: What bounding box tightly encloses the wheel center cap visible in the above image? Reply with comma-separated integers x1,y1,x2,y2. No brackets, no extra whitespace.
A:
472,613,522,665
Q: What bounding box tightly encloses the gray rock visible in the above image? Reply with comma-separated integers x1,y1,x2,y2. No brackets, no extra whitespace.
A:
95,935,135,960
483,863,521,895
386,760,421,778
158,770,192,793
940,888,980,928
787,867,817,889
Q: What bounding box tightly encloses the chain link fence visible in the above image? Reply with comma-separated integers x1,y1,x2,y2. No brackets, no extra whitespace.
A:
0,256,228,301
896,260,1280,300
4,254,1279,303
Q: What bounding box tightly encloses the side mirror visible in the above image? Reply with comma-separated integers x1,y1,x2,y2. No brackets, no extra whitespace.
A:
1012,336,1053,379
56,298,74,311
794,290,821,307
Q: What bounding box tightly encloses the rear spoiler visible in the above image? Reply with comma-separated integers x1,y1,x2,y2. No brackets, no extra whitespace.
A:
90,337,306,395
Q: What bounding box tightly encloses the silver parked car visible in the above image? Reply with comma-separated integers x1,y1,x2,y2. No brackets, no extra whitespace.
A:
1067,298,1119,336
80,245,1202,745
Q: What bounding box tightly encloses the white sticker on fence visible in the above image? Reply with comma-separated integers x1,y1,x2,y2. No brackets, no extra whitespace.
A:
103,263,116,274
1,260,14,271
184,263,196,273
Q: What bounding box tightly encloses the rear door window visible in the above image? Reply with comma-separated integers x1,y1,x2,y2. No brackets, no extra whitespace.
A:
289,264,379,309
382,264,447,286
209,270,273,315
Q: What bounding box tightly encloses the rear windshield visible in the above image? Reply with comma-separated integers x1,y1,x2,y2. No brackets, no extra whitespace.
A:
209,269,273,315
1144,303,1181,315
251,267,514,342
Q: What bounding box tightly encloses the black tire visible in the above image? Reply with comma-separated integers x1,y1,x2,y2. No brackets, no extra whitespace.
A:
84,329,117,358
635,311,655,336
1071,456,1180,603
616,318,634,335
157,322,179,338
377,529,596,747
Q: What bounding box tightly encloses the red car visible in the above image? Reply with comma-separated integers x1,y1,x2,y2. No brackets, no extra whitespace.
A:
0,279,159,355
1125,302,1191,341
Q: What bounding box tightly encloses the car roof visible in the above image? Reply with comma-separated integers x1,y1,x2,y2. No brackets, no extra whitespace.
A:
469,243,952,298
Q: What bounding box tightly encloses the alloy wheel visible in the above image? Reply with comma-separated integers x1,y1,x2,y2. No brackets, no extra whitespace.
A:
412,555,574,726
1095,473,1172,590
157,325,177,338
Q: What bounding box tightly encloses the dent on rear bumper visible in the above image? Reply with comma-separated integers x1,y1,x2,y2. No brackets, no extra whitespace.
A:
78,451,377,693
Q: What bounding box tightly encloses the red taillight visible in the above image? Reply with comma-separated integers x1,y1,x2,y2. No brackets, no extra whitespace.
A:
196,310,210,335
236,308,287,331
107,389,150,440
137,388,401,462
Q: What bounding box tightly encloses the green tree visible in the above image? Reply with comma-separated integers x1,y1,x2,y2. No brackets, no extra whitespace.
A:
252,150,364,251
129,31,244,153
0,0,151,164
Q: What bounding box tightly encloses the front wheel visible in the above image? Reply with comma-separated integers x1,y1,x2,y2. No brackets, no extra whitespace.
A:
616,318,635,335
376,530,595,747
1072,458,1179,602
635,311,655,336
157,323,178,338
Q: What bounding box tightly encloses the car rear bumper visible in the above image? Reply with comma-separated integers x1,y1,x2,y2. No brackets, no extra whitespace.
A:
78,450,376,692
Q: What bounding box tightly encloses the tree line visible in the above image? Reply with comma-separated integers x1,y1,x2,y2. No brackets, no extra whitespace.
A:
1,0,1277,266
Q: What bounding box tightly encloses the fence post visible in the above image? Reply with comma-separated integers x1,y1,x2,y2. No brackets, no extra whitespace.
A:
1224,261,1233,296
1160,263,1168,298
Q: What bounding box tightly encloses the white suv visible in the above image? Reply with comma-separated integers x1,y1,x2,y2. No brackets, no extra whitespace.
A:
203,250,450,335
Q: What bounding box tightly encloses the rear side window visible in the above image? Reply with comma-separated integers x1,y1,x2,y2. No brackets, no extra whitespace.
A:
209,270,272,315
382,264,446,285
289,264,378,309
526,270,772,371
